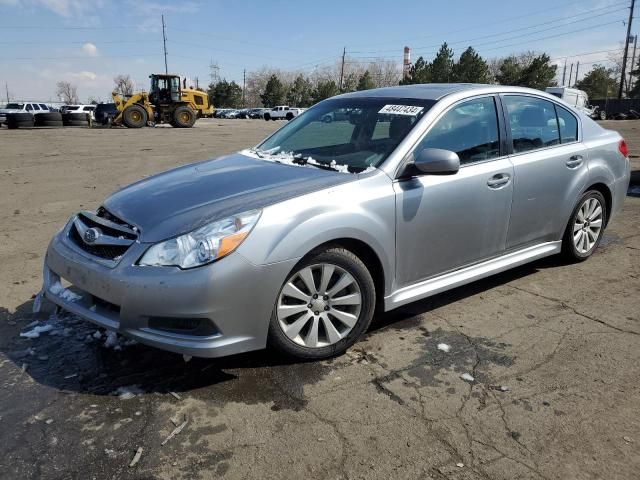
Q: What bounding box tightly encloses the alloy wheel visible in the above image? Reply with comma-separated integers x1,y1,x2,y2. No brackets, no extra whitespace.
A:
276,263,362,348
573,197,603,254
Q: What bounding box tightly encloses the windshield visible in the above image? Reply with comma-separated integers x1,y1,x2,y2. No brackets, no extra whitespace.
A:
256,97,435,172
5,103,24,109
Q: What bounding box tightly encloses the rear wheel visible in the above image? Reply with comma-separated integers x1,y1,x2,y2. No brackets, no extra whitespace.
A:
286,112,294,120
268,248,376,359
599,110,607,120
263,113,271,121
172,106,196,128
123,105,147,128
562,190,607,262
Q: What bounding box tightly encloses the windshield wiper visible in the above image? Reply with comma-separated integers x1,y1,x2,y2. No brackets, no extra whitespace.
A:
249,148,265,159
292,155,341,172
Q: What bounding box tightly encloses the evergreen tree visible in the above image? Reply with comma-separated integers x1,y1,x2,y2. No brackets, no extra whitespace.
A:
313,80,339,103
260,74,287,107
207,80,243,108
400,56,432,85
495,57,522,86
518,54,557,90
452,47,489,83
357,70,376,91
430,43,455,82
576,65,618,99
286,75,314,107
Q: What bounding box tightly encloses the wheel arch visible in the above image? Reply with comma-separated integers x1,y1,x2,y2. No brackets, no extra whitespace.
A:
303,238,386,310
583,182,613,226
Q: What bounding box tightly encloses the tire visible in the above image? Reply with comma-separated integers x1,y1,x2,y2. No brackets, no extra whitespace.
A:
6,113,34,129
123,105,147,128
286,112,294,120
322,114,332,123
599,110,607,120
561,190,607,262
34,112,63,127
62,113,89,126
267,247,376,360
264,113,271,121
172,105,196,128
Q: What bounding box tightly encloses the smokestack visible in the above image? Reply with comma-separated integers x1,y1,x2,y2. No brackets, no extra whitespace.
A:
403,46,411,79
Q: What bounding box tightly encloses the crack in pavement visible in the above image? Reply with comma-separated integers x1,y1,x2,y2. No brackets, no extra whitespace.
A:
507,285,639,336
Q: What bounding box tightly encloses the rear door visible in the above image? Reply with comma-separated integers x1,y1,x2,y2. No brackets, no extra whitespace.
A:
394,95,514,287
502,95,589,249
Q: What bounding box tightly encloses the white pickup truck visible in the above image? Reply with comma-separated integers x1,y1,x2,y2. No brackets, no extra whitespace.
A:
263,105,304,121
545,87,602,119
0,102,51,125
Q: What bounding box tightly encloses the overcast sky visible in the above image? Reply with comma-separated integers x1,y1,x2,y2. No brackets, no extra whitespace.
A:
0,0,631,102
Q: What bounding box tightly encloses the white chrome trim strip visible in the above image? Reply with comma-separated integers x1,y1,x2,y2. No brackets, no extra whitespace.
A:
385,241,562,310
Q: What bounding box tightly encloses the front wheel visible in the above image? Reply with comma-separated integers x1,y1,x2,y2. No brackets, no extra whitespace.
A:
268,248,376,360
562,190,607,262
123,105,147,128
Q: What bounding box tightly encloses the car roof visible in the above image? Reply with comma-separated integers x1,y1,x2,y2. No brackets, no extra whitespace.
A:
336,83,551,101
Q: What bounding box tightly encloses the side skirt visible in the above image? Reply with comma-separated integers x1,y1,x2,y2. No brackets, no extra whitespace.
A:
384,241,561,310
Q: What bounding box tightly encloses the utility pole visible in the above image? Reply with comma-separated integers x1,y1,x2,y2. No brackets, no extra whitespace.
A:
162,14,168,74
568,63,574,86
339,47,346,92
562,60,567,85
628,35,638,96
575,62,580,87
619,0,636,98
242,69,246,108
5,82,9,103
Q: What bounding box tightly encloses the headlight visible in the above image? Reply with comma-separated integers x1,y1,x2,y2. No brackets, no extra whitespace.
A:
139,209,261,268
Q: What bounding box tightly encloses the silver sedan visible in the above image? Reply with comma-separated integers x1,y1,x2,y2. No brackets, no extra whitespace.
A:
38,84,631,360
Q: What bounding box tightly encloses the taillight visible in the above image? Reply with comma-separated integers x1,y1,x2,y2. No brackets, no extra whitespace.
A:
619,139,629,158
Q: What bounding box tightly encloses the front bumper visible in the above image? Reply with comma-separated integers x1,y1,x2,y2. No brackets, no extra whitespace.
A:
40,228,297,358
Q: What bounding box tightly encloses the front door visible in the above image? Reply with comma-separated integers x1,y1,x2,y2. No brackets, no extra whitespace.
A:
394,96,514,288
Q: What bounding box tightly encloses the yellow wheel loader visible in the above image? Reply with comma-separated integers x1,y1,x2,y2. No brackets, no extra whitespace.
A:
112,74,213,128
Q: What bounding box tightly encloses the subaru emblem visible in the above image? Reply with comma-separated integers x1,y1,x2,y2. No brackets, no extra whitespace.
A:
83,227,100,244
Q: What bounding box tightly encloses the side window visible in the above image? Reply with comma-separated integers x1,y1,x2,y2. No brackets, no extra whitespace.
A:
555,105,578,143
26,104,33,111
194,95,203,105
415,96,500,165
39,104,47,110
33,104,40,110
504,96,559,153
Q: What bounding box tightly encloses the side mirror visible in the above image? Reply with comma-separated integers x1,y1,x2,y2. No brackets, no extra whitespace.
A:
411,148,460,176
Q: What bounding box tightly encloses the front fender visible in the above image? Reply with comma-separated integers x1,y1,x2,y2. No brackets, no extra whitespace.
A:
237,172,396,294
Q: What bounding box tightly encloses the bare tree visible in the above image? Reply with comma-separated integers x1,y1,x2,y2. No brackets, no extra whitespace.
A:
56,81,79,104
113,74,134,97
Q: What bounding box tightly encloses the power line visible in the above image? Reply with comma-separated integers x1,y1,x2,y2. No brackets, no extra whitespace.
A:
346,0,629,49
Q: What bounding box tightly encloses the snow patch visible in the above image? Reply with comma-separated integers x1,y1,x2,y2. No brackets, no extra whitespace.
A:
114,385,143,400
49,281,82,302
241,149,360,174
460,373,475,382
437,343,451,353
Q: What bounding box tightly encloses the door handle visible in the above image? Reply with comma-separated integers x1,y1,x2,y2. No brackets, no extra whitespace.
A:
566,155,583,169
487,173,511,189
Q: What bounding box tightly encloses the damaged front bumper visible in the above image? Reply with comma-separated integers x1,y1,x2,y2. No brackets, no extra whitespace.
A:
37,228,296,358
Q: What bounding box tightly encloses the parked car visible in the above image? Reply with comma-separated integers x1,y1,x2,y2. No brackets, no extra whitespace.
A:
38,84,630,360
94,103,117,125
248,108,266,119
264,105,303,121
0,102,50,125
60,104,96,121
545,86,603,120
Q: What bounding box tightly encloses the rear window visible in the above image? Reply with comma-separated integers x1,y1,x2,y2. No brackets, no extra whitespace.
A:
5,103,24,109
66,106,79,111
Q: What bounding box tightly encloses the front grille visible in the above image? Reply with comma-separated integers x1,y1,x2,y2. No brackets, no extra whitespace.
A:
67,208,137,262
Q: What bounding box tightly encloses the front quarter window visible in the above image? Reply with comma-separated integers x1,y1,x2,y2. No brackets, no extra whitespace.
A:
256,97,434,172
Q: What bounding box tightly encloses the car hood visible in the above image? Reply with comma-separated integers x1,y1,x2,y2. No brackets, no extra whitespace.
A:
103,152,356,242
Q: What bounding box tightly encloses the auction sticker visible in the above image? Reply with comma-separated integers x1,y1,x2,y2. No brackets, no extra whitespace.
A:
378,104,424,116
